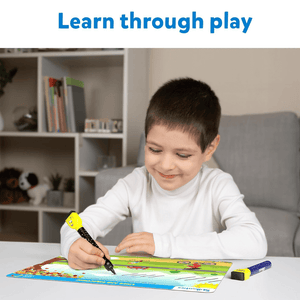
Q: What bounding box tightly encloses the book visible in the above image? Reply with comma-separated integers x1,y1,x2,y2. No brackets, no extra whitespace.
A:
44,76,86,133
43,76,54,132
55,80,67,133
49,77,59,132
62,76,71,132
60,84,68,132
64,77,86,132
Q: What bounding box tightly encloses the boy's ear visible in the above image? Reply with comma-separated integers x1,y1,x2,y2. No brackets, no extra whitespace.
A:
204,135,220,162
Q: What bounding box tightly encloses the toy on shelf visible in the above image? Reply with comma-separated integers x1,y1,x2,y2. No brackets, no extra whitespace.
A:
19,172,50,206
0,168,29,205
85,118,123,133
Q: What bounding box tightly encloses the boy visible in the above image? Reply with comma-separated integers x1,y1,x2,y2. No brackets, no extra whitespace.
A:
61,78,267,270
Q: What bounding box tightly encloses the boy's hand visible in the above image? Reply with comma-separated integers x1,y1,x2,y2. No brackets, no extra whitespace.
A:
68,238,110,270
115,232,155,255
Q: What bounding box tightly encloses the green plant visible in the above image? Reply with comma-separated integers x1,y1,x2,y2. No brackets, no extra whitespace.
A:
64,178,74,192
49,173,63,190
0,60,18,97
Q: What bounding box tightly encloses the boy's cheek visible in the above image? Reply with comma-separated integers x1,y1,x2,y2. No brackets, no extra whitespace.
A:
144,153,156,166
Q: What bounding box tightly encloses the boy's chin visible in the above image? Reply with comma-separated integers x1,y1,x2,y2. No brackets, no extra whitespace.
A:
155,176,184,191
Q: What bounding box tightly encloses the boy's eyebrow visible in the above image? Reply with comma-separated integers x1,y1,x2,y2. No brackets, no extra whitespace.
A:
146,140,198,153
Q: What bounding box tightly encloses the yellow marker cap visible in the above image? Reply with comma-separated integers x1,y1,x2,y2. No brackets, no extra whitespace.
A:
66,211,82,231
231,268,251,281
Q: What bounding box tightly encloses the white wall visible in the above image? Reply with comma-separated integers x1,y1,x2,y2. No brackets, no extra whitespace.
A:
148,49,300,116
147,48,300,167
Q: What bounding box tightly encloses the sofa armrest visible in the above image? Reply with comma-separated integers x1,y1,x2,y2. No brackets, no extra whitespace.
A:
95,165,137,201
293,220,300,257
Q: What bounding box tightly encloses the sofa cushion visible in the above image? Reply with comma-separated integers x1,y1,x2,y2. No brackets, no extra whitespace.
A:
214,112,300,212
95,165,136,200
249,206,299,257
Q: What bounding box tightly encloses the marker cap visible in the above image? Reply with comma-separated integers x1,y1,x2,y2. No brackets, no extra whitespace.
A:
66,211,83,231
231,268,251,281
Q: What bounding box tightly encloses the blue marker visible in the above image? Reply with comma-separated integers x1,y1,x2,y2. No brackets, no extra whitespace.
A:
231,260,272,281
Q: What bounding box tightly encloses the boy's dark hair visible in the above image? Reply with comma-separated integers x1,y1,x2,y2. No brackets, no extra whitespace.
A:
145,78,221,153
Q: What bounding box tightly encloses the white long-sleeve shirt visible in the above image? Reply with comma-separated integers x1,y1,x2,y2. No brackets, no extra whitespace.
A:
61,165,267,260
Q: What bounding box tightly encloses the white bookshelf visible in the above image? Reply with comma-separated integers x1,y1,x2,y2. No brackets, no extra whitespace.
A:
0,49,149,243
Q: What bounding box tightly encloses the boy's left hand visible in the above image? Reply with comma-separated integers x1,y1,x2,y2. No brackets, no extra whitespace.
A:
115,232,155,255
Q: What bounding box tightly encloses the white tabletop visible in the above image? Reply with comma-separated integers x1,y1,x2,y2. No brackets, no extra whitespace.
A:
0,241,299,300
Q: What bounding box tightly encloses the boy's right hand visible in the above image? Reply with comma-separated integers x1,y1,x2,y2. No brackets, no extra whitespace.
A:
68,238,110,270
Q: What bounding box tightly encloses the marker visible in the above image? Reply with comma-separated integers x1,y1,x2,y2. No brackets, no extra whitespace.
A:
66,211,116,275
231,260,272,281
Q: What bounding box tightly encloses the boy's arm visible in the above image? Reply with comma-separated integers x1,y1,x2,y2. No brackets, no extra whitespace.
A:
60,175,133,260
153,173,268,260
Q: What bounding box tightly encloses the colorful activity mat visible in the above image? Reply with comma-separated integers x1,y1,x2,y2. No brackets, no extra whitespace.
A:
7,255,232,293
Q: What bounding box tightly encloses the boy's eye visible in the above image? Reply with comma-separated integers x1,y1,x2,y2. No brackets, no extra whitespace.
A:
177,153,191,159
149,147,161,153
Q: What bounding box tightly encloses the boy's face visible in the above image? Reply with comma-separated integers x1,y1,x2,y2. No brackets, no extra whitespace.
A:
145,124,219,191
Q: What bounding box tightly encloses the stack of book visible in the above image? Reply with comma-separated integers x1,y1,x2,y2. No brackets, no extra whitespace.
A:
43,76,87,132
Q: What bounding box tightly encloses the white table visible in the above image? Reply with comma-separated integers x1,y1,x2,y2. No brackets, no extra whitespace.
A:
1,241,299,300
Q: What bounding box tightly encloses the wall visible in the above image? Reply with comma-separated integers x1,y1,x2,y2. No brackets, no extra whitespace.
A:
148,49,300,116
147,49,300,167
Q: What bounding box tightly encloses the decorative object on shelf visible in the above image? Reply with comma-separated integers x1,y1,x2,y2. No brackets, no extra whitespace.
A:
19,172,50,206
0,59,18,97
13,106,37,132
47,173,64,207
63,177,75,207
0,168,29,205
111,119,123,133
98,155,116,170
84,118,123,133
0,59,18,131
84,119,98,132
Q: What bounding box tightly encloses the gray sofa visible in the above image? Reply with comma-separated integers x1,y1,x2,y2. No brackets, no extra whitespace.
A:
95,112,300,257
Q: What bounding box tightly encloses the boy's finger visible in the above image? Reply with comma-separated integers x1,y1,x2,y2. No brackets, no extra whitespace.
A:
79,240,104,257
76,248,106,266
126,245,146,254
96,241,110,259
117,233,144,248
121,232,142,242
116,238,144,252
126,244,155,255
71,257,102,270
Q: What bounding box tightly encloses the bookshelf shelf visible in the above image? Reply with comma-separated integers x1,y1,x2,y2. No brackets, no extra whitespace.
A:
0,48,149,244
0,132,123,138
0,203,72,213
0,132,78,138
0,49,125,58
81,133,124,139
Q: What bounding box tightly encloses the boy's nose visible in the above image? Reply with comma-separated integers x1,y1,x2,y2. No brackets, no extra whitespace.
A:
160,154,176,171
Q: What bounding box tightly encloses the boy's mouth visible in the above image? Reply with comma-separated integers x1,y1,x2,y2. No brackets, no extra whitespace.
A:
158,172,176,179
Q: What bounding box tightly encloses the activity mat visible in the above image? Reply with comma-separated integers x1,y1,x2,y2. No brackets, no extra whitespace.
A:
7,255,232,293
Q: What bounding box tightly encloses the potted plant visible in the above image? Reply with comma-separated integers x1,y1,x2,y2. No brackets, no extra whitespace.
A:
63,177,75,207
47,173,63,207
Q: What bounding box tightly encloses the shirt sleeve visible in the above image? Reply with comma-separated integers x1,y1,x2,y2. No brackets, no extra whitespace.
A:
60,173,133,260
153,172,268,260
